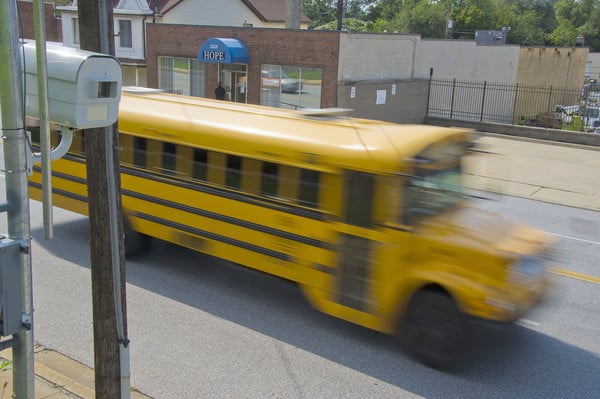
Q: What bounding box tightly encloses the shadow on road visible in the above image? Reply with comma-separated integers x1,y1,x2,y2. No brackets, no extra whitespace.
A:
32,217,600,399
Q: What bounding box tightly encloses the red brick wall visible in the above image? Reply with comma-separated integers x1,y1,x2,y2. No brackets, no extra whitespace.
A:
17,1,62,42
145,24,340,108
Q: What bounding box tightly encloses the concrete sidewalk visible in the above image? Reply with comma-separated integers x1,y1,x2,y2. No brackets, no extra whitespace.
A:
0,133,598,399
463,133,600,211
0,343,152,399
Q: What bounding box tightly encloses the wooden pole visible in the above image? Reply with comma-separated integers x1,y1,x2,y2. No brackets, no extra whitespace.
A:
77,1,129,397
337,0,344,30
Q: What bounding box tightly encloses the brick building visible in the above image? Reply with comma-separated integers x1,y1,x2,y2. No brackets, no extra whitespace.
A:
17,1,591,125
146,24,339,109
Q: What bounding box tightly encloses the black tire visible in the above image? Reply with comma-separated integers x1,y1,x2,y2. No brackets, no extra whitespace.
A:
401,289,465,370
123,217,150,258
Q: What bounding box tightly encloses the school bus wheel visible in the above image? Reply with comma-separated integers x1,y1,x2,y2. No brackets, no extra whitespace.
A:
401,287,465,370
123,216,150,258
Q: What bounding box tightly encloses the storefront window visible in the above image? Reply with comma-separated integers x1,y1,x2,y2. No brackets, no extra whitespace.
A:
260,65,322,110
158,57,206,97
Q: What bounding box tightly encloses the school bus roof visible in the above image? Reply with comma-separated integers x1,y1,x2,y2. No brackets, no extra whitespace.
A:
117,90,472,172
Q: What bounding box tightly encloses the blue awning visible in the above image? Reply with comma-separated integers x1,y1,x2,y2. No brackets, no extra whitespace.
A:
197,38,249,64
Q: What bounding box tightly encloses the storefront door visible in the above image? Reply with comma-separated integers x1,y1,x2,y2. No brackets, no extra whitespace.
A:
220,66,247,103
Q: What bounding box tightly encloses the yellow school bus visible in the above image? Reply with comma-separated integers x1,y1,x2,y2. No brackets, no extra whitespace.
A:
29,88,554,369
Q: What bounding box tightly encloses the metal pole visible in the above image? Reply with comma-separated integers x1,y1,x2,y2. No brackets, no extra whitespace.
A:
426,68,433,117
33,0,54,239
512,82,519,124
547,85,553,113
0,1,35,397
480,81,487,122
450,78,456,119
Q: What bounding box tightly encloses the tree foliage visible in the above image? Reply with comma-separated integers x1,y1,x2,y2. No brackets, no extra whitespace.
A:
301,0,600,51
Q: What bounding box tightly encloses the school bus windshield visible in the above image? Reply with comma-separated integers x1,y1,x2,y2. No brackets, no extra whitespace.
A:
404,142,466,223
405,166,463,221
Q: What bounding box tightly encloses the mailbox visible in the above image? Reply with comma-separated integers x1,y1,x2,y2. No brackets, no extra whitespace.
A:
20,40,122,129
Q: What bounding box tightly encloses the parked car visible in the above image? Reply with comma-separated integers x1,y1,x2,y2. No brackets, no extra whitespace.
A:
555,104,600,132
261,69,302,93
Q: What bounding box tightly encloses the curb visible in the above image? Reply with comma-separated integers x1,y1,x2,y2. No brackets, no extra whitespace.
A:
0,343,153,399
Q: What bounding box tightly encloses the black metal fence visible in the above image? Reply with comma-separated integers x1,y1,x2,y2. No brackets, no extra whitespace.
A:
427,78,587,130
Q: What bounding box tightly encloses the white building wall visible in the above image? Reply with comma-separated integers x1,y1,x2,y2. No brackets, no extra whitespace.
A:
58,9,78,48
338,33,421,82
114,15,146,60
57,9,146,60
416,40,520,82
587,53,600,80
161,0,272,28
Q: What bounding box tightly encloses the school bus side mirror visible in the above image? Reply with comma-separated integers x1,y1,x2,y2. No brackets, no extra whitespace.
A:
20,40,122,129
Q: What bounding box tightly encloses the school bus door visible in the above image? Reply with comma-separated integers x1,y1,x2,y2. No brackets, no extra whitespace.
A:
335,171,380,312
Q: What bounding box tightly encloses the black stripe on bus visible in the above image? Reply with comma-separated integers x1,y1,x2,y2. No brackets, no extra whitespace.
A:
135,212,292,262
31,165,87,185
29,181,292,262
34,160,325,222
122,167,325,221
30,167,330,250
122,188,329,250
28,181,88,203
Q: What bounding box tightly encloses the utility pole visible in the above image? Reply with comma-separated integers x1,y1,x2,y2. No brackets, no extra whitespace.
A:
337,0,344,31
0,1,35,397
77,1,130,398
285,0,300,29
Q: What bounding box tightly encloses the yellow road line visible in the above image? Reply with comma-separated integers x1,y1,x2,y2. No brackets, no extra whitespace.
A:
550,267,600,285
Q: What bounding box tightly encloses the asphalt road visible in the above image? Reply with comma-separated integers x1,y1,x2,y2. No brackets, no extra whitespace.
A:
0,129,597,398
22,194,600,399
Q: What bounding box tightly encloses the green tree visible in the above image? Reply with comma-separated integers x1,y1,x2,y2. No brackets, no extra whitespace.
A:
495,2,546,45
313,17,372,31
580,6,600,51
547,18,578,46
385,0,447,37
548,0,598,46
302,0,375,28
530,0,558,35
302,0,339,27
367,0,406,21
303,0,600,50
450,0,498,38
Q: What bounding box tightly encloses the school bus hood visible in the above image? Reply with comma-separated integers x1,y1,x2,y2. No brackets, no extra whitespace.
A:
415,205,553,255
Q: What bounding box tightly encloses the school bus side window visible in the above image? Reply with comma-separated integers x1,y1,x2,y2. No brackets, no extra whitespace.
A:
261,162,278,197
225,154,242,189
192,148,208,181
298,169,320,208
344,171,374,227
133,137,147,168
162,142,176,175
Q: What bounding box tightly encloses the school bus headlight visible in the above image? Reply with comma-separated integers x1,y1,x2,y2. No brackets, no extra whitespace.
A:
508,255,547,285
